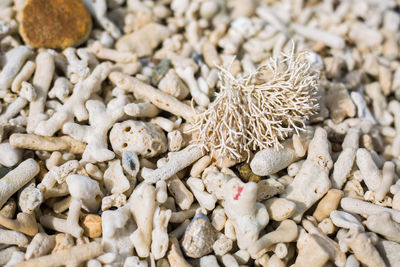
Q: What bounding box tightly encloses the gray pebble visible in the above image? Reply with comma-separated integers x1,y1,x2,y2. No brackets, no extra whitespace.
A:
182,212,217,258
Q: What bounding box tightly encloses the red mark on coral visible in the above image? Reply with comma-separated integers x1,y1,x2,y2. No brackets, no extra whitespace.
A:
233,186,244,200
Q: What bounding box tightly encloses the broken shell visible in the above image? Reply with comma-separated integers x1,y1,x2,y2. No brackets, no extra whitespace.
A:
121,150,140,179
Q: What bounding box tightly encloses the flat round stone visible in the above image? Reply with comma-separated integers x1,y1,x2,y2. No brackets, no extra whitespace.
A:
19,0,92,49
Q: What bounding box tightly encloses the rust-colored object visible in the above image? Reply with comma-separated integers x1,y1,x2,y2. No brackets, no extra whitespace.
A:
19,0,92,49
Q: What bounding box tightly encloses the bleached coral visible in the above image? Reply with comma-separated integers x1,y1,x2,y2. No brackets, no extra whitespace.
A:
189,49,319,161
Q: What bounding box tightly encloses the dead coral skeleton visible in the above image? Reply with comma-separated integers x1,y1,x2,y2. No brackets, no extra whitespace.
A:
189,49,319,161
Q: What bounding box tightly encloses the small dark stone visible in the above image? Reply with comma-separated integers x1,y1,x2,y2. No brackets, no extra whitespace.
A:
0,166,12,178
151,58,171,85
192,52,204,65
237,162,260,182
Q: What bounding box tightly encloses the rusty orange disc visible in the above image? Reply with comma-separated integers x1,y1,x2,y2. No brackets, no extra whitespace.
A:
20,0,92,49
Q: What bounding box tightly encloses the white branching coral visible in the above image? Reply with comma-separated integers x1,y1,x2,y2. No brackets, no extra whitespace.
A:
189,50,319,161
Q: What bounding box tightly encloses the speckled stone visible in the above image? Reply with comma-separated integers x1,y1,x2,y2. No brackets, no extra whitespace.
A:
181,212,217,258
19,0,92,49
237,162,261,182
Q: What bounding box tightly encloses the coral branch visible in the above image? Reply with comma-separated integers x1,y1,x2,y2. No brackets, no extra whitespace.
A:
189,49,319,161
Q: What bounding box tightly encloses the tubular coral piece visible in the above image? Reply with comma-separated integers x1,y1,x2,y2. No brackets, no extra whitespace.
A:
124,102,160,118
356,148,382,191
366,212,400,243
248,219,298,259
291,23,345,49
330,210,364,232
83,0,121,39
313,189,344,222
375,161,395,202
350,92,376,125
0,229,29,247
0,46,32,91
34,62,112,136
0,97,28,124
108,71,197,122
302,219,346,267
27,51,55,133
376,239,400,266
341,197,400,223
176,66,210,107
89,41,141,75
187,177,217,210
167,176,194,210
48,77,73,103
14,241,103,267
341,229,386,267
0,247,20,266
0,212,38,236
129,183,157,257
223,178,269,250
89,41,135,63
250,127,314,176
141,146,205,183
190,155,212,178
0,158,40,208
40,200,83,238
39,160,80,191
11,60,36,93
331,147,357,189
9,133,86,154
151,207,171,260
189,50,319,161
41,174,102,238
63,48,90,81
63,95,129,163
263,197,296,221
282,127,332,222
170,204,200,224
25,233,56,259
155,180,168,203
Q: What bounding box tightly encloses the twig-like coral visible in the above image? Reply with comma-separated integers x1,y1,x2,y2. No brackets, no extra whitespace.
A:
189,49,319,161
